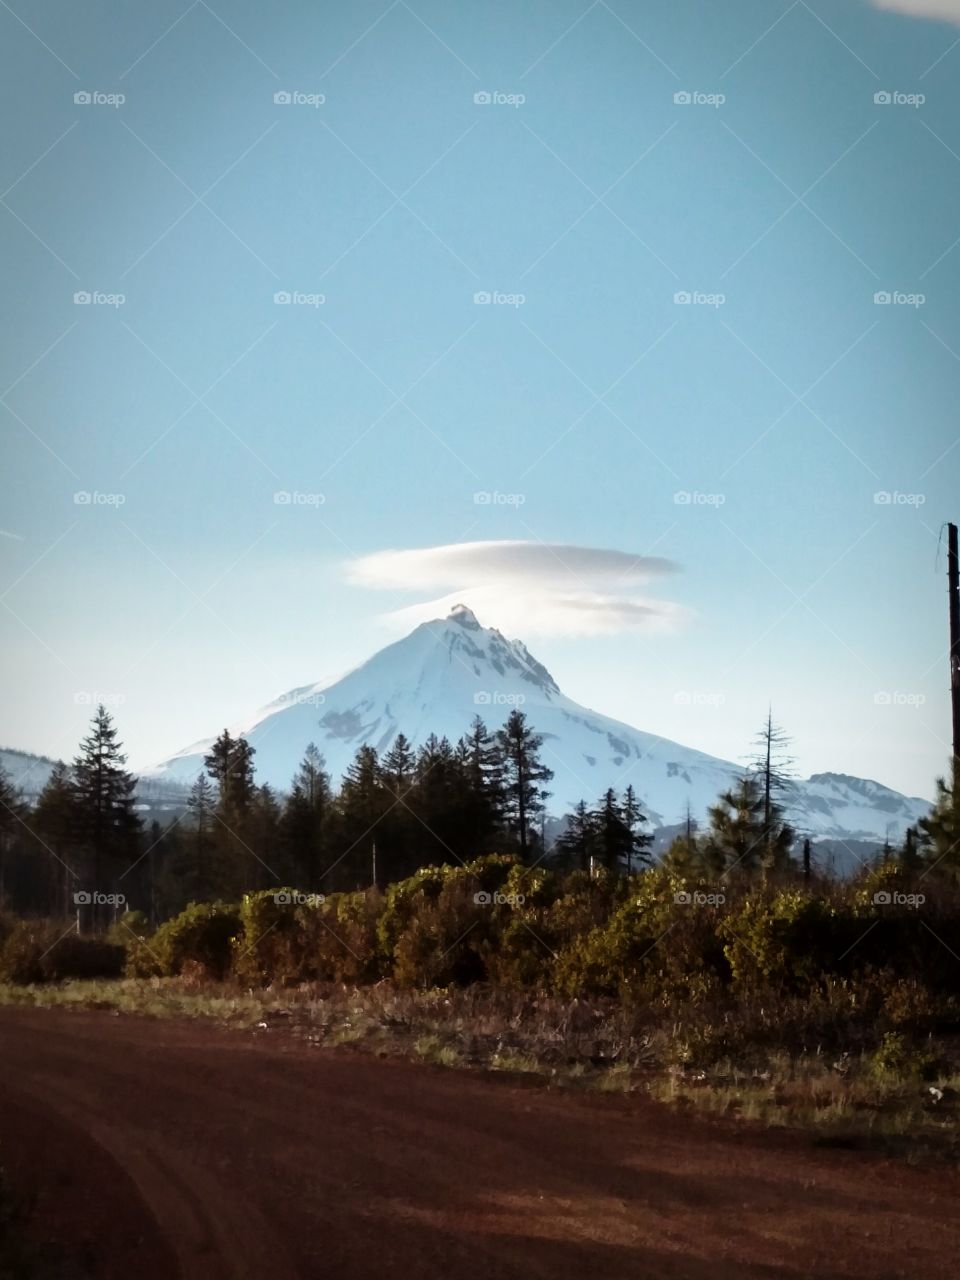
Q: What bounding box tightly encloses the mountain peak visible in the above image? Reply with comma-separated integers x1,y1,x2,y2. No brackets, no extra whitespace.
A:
447,603,480,630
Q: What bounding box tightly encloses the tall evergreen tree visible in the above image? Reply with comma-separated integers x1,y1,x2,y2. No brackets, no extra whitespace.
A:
333,745,385,889
704,774,793,877
34,760,78,916
71,705,141,927
621,784,653,873
554,800,594,871
751,709,796,868
204,730,256,815
186,773,216,899
494,710,554,860
281,744,331,889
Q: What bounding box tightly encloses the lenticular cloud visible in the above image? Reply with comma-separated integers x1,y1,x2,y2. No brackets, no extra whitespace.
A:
347,540,688,637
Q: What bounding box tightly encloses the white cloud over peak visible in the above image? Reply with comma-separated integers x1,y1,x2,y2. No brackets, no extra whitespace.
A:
347,540,689,638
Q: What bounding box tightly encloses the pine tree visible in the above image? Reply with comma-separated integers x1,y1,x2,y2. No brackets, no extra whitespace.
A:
71,705,141,928
554,800,594,871
34,760,78,916
703,775,792,877
281,744,331,889
919,760,960,879
204,730,256,816
592,788,633,872
381,734,416,798
751,709,796,871
621,784,653,873
186,773,216,900
494,710,554,860
334,745,384,889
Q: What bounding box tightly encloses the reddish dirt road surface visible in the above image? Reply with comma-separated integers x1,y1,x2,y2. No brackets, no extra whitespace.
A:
0,1007,958,1279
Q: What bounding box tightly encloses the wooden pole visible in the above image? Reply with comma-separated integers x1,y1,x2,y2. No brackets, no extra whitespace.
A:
948,523,960,765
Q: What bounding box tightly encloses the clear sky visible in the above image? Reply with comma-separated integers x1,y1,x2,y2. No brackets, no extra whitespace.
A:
2,0,960,798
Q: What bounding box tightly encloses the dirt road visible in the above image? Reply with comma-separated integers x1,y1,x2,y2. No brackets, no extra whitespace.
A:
0,1007,957,1279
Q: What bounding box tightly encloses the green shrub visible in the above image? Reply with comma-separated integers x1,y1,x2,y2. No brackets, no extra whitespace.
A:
127,901,240,980
231,888,382,986
720,890,854,991
0,920,124,984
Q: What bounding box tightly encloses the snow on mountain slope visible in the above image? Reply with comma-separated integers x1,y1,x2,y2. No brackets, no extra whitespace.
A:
148,606,932,843
0,747,57,799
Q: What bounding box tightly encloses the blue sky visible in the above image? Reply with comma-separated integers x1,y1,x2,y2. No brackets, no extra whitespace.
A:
2,0,960,798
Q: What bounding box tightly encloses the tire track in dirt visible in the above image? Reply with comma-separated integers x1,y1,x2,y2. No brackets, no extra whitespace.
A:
1,1007,958,1279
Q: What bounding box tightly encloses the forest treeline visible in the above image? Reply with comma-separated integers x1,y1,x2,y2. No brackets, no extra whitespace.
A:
0,704,956,929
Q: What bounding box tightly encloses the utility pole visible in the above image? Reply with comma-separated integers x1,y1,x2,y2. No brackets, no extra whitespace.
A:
948,523,960,766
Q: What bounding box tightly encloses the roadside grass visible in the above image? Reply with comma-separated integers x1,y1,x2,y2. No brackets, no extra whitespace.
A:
3,977,959,1159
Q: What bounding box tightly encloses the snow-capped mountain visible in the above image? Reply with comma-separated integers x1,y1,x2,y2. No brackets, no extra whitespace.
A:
148,605,932,844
